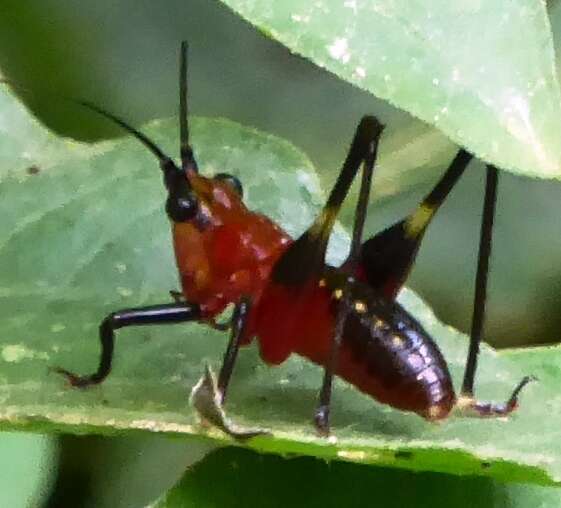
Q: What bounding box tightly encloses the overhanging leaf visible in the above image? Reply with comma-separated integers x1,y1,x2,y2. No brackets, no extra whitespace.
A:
1,85,561,486
152,447,561,508
219,0,561,178
0,83,94,175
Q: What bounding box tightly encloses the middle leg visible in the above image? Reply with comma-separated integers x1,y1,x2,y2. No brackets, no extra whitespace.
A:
314,117,381,434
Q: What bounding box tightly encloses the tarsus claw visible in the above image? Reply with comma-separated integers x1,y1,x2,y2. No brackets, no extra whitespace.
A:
51,366,94,388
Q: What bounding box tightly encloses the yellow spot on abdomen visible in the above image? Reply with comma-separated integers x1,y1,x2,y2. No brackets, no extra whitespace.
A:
354,301,367,313
392,335,404,348
372,318,385,329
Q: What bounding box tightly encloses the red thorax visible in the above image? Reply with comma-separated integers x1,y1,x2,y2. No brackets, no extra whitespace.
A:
172,171,292,317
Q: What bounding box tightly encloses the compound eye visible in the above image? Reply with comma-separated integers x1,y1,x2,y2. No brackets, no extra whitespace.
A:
166,192,198,222
214,172,243,198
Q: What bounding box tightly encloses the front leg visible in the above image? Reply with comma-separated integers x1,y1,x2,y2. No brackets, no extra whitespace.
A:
189,297,269,440
54,302,201,387
218,297,251,404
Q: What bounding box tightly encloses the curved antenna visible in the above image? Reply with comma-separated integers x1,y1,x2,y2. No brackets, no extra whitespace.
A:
67,99,186,190
1,78,178,174
77,100,171,164
179,41,198,172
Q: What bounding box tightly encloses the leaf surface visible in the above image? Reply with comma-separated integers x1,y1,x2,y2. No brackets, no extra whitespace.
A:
0,85,560,486
219,0,561,177
153,447,561,508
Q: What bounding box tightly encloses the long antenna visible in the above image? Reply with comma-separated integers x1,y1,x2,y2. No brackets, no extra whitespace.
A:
179,41,198,172
78,100,171,164
0,78,174,168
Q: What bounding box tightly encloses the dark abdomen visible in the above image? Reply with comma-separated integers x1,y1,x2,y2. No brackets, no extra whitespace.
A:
338,304,455,419
292,274,456,420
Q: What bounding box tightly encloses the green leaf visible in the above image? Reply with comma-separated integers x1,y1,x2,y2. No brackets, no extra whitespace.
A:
153,447,561,508
0,432,55,508
0,85,93,175
219,0,561,178
1,85,561,487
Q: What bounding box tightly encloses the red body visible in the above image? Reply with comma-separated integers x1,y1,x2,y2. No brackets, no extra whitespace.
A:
173,171,455,420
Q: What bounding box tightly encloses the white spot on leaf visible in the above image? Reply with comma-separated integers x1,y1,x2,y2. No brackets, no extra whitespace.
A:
117,287,133,297
2,344,49,363
328,38,350,64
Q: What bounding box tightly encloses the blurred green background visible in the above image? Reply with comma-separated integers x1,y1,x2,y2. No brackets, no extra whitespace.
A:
2,0,561,505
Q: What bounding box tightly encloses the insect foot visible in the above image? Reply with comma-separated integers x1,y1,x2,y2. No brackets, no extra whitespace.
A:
455,375,537,417
51,366,99,388
314,405,331,437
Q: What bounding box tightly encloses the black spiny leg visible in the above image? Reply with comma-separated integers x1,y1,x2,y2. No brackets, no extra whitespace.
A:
279,116,380,434
458,165,535,416
358,149,473,298
272,116,384,286
315,120,380,435
271,116,384,434
218,298,251,405
314,299,352,435
54,302,201,387
170,290,230,330
348,137,377,255
316,124,381,433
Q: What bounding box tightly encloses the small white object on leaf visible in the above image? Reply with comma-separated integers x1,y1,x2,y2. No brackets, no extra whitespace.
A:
189,363,270,441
